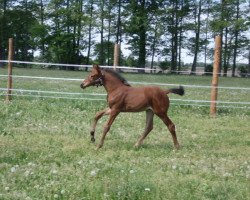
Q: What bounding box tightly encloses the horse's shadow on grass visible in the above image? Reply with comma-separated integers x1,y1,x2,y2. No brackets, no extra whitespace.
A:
90,138,198,154
100,139,176,152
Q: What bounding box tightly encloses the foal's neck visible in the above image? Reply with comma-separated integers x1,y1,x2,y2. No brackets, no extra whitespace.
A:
103,72,126,94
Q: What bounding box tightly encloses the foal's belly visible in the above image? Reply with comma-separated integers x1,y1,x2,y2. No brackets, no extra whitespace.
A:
122,90,151,112
122,104,151,112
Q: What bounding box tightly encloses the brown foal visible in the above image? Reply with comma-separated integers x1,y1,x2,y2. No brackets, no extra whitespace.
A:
80,64,184,149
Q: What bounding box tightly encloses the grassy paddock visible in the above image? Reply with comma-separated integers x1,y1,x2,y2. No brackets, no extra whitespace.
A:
0,67,250,199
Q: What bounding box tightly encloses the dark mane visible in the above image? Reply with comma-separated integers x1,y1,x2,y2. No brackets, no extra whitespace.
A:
103,69,131,87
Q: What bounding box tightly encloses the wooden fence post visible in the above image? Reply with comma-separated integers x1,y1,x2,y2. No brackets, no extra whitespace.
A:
113,43,120,70
210,35,221,117
6,38,13,102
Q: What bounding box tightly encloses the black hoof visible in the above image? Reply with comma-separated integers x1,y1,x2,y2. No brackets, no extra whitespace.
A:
91,137,95,143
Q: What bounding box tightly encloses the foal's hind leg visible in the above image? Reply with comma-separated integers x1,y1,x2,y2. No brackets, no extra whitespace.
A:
90,108,111,142
134,109,154,148
157,113,180,149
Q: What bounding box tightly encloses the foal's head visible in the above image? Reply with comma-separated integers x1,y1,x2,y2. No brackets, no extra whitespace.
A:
80,64,103,89
81,64,131,89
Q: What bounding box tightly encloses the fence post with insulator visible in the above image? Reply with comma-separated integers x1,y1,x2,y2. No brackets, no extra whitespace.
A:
6,38,13,102
113,43,120,71
210,35,221,117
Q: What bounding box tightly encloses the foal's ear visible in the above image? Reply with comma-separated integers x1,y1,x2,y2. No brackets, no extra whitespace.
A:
93,64,101,73
93,64,99,69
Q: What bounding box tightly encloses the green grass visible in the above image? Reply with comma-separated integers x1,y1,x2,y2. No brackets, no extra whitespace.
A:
0,67,250,199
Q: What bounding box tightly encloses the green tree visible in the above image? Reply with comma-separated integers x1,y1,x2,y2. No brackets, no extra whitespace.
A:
45,0,86,68
210,0,249,76
190,0,202,74
94,41,114,65
231,0,249,76
1,0,250,74
84,0,95,66
164,0,190,72
125,0,164,70
2,1,40,61
0,0,8,63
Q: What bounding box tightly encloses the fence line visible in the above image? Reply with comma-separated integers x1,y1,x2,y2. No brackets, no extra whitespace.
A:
0,74,82,81
1,59,248,76
131,81,250,90
1,59,249,110
0,74,250,90
1,88,249,106
0,93,249,109
170,103,249,109
0,88,106,96
0,60,91,69
0,93,105,101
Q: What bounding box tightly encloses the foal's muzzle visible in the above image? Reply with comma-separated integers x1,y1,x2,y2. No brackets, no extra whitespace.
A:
80,83,85,89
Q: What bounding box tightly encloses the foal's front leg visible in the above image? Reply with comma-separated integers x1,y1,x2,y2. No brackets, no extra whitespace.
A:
97,109,119,149
90,108,111,142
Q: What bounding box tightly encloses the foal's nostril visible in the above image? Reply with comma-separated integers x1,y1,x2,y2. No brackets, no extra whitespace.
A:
80,83,83,88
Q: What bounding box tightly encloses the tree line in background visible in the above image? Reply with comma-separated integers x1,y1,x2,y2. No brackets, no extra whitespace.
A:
0,0,249,76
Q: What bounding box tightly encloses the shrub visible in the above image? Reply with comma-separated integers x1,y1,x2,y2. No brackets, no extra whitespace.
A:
204,64,213,76
159,61,171,71
238,65,248,77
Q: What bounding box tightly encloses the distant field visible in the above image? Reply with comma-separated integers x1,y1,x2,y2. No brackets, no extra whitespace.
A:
0,67,250,199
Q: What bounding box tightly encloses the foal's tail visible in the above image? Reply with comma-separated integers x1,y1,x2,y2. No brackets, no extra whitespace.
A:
166,86,185,96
